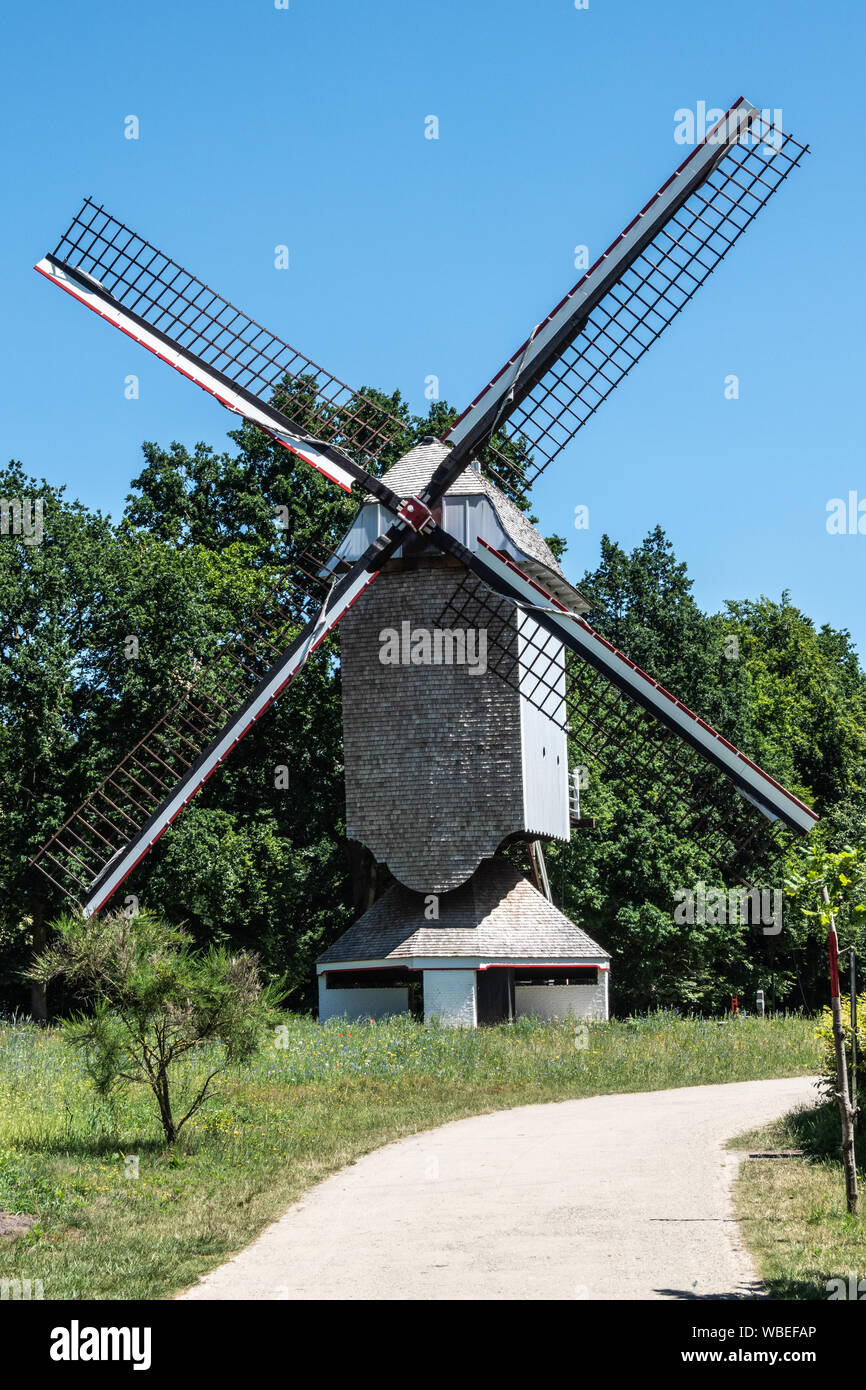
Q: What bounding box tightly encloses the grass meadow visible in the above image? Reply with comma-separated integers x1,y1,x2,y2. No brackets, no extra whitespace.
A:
0,1009,820,1300
732,1100,866,1300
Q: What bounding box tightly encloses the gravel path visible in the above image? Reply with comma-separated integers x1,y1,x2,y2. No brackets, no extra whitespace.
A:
180,1075,817,1301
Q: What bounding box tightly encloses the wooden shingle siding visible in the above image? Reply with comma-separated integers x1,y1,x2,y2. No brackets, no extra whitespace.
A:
341,563,525,890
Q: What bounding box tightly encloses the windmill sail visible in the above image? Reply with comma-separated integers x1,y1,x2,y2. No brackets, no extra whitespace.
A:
32,563,379,915
36,200,410,500
30,206,434,912
430,100,808,500
433,538,816,878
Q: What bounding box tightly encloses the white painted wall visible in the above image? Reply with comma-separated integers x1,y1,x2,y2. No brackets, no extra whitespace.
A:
441,495,495,551
515,980,608,1021
318,970,609,1026
338,495,526,566
518,611,570,840
318,978,408,1023
423,969,477,1027
337,496,505,564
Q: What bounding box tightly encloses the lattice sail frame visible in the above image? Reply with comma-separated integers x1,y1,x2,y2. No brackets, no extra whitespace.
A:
29,553,379,912
36,199,411,493
443,104,809,498
436,547,815,883
32,593,313,903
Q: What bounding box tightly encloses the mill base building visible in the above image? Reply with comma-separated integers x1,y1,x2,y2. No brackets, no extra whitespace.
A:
317,858,609,1027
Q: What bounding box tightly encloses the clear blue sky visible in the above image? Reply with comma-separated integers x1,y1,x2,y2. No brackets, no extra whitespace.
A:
3,0,864,653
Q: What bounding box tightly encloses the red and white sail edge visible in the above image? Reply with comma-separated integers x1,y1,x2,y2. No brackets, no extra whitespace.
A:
33,257,357,493
467,541,817,837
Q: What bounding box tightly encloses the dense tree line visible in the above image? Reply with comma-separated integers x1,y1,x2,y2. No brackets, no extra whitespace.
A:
2,395,864,1015
550,529,866,1012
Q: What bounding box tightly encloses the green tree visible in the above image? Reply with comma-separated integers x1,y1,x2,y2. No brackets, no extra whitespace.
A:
785,842,864,1212
718,594,866,810
546,529,866,1014
0,463,286,1011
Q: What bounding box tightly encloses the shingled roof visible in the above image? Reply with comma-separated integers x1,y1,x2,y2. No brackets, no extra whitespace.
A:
317,857,609,965
386,441,561,566
354,441,590,613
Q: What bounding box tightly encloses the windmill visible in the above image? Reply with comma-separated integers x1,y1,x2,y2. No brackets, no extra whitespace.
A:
31,98,817,1026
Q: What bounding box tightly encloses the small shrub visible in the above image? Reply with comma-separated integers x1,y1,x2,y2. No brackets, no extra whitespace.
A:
815,993,866,1105
28,909,280,1144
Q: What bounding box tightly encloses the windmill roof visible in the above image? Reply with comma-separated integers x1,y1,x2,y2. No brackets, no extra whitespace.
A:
381,440,559,569
317,857,610,965
348,442,592,611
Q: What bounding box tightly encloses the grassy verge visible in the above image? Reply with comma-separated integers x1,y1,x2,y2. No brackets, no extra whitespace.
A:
0,1010,819,1300
732,1101,866,1300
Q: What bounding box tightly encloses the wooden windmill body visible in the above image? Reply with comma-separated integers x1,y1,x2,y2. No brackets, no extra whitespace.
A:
319,441,609,1026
